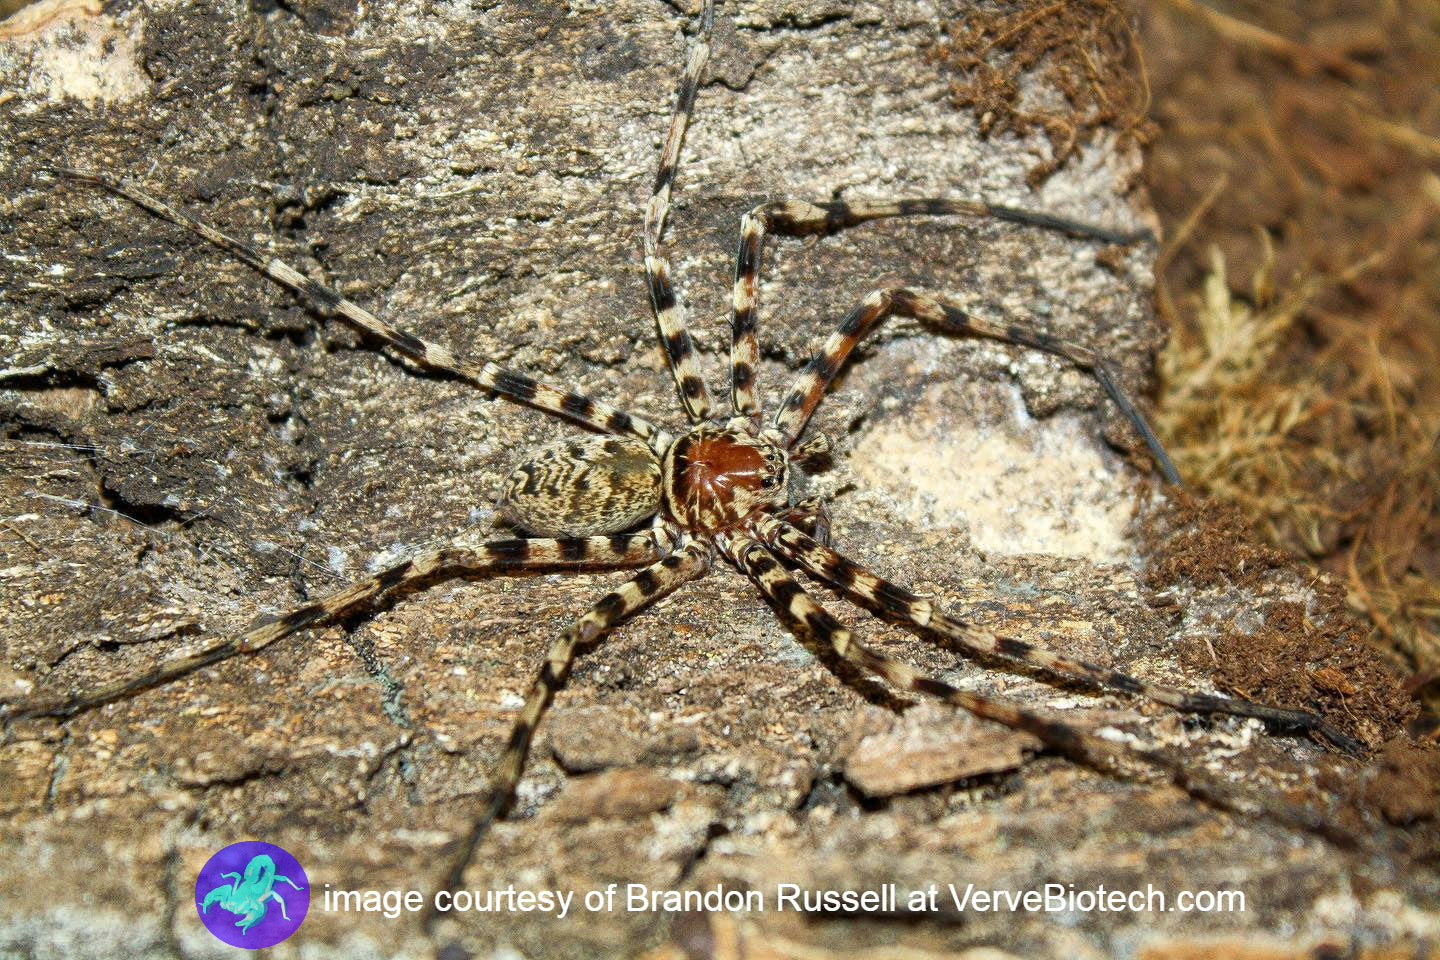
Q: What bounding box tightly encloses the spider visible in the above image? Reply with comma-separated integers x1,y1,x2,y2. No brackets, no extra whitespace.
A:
8,0,1357,923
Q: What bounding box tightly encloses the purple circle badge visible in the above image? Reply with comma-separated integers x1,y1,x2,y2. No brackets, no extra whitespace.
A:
195,840,309,948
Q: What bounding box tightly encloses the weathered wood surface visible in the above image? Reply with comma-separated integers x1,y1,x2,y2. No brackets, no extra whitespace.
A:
0,1,1431,958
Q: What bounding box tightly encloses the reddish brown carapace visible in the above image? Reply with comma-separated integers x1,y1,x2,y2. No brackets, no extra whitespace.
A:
663,428,786,532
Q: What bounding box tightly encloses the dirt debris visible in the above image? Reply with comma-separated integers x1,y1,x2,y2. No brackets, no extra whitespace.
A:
929,0,1154,186
1141,0,1440,706
1196,594,1417,750
1358,737,1440,828
1142,489,1289,590
1142,491,1417,749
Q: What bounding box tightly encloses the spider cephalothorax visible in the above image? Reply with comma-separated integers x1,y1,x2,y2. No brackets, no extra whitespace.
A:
13,0,1360,932
663,426,789,533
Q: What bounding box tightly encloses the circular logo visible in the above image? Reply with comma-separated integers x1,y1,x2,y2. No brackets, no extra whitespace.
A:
195,840,309,948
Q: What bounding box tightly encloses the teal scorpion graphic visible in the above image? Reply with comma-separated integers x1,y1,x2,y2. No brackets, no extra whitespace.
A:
200,854,303,933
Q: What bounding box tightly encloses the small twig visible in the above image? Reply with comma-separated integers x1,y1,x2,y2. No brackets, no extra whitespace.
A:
2,522,52,559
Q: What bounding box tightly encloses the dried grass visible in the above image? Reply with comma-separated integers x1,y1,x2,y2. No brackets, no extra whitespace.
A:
1155,240,1440,686
1143,0,1440,710
932,0,1440,715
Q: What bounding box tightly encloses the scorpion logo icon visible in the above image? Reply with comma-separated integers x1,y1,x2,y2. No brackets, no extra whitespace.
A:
199,853,305,934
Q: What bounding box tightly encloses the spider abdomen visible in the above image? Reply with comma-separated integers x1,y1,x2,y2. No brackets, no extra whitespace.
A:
498,435,662,537
663,427,788,532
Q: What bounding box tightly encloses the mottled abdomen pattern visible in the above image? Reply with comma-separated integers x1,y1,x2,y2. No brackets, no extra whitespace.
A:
498,436,662,536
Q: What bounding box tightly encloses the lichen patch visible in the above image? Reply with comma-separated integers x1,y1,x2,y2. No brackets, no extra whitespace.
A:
848,378,1135,564
1,0,146,108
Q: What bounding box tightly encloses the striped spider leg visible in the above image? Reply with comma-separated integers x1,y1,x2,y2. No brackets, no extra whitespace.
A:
768,283,1178,483
751,516,1362,753
4,534,665,723
742,274,1352,747
715,127,1347,743
645,0,718,423
728,196,1154,426
722,531,1127,766
32,168,672,456
719,533,1349,840
9,165,706,911
427,539,713,925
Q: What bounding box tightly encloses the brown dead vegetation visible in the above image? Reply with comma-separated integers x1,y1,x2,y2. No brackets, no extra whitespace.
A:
1141,492,1415,749
1141,488,1289,589
929,0,1155,185
1141,0,1440,722
933,0,1438,733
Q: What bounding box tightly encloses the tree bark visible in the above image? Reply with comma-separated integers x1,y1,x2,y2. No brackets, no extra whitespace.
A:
0,1,1429,958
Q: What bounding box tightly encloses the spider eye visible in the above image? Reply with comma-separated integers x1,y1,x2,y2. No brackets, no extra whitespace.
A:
761,475,779,489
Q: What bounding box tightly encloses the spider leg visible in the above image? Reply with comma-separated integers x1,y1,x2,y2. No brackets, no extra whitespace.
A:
425,539,712,930
771,496,832,547
755,516,1364,754
41,168,669,450
3,534,660,724
772,286,1180,484
729,206,765,420
722,531,1141,770
722,532,1345,839
789,431,832,468
729,197,1148,422
645,0,718,423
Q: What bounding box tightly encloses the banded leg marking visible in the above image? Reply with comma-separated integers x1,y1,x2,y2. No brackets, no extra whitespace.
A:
726,533,1346,841
772,285,1180,484
730,196,1149,420
3,534,659,723
44,168,666,449
756,517,1363,753
729,209,765,418
769,496,832,547
427,539,712,925
746,197,1151,244
645,0,717,423
722,533,1129,772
